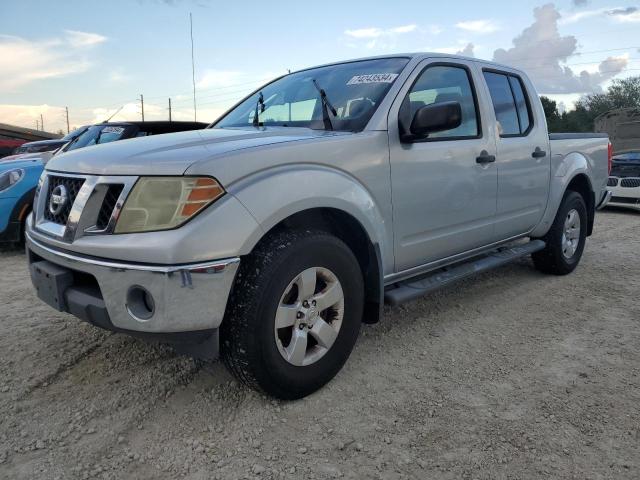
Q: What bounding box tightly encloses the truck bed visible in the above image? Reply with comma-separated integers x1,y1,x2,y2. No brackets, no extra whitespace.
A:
548,133,610,200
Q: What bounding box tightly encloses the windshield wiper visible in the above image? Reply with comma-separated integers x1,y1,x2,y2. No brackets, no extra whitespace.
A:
253,92,265,127
312,79,337,130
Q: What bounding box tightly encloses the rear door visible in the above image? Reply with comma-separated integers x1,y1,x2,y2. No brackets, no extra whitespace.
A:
387,59,498,271
481,68,550,239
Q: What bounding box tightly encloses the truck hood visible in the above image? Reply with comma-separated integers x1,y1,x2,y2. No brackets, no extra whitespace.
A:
45,127,345,176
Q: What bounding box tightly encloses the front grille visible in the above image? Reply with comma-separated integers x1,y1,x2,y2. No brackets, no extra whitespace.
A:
43,176,85,225
620,178,640,188
96,184,124,230
607,177,618,187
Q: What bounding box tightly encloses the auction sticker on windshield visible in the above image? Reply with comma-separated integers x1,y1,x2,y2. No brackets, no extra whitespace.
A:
103,126,125,134
347,73,399,85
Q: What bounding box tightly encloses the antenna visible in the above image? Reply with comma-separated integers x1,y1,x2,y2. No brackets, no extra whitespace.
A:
190,12,197,121
105,105,125,122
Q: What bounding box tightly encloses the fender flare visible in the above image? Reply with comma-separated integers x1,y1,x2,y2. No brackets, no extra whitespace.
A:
229,164,392,267
531,152,594,238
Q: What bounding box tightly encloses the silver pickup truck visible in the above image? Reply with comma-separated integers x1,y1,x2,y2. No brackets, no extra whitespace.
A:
26,54,612,399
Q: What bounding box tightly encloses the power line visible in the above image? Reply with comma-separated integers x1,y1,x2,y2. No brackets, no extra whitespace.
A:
494,46,640,66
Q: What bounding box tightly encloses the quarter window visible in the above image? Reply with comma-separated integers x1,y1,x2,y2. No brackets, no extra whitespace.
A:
483,71,533,136
401,65,479,139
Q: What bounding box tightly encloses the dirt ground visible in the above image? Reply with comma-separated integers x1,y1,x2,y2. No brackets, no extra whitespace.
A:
1,209,639,480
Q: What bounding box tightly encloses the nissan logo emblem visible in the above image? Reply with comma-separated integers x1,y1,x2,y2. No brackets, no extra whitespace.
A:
49,184,69,216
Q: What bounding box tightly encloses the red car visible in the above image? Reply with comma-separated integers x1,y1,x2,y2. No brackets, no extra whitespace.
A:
0,139,27,159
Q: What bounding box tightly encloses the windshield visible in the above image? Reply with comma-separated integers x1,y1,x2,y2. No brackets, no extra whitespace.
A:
15,143,61,154
215,58,409,132
63,125,132,152
62,125,88,141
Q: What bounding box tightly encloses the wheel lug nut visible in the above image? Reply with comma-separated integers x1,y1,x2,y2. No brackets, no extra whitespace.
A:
296,312,303,319
312,300,317,306
299,324,305,330
303,301,309,308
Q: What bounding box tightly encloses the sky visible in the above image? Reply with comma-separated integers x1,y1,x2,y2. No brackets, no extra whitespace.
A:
1,0,639,133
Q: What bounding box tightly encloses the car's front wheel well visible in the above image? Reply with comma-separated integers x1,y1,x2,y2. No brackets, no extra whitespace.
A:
566,174,595,236
254,208,382,324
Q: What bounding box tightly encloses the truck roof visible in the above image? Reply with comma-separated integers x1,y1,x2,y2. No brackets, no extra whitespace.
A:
292,53,521,76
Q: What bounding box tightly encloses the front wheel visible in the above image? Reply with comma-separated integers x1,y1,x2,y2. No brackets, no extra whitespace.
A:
532,191,587,275
221,229,364,399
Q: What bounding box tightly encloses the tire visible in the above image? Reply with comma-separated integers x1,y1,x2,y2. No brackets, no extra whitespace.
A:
221,229,364,399
532,191,587,275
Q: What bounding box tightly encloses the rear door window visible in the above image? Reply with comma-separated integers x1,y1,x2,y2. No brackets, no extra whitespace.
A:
483,71,533,136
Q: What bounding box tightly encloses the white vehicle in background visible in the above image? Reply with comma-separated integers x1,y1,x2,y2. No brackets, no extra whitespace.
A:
607,151,640,211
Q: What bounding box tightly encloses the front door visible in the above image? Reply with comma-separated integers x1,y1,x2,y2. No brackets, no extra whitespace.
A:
388,60,498,272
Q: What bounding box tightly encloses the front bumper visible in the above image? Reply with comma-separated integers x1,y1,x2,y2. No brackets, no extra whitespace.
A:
606,178,640,211
26,232,240,336
596,189,613,210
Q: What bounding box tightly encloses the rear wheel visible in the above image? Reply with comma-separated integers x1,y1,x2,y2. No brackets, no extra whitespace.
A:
221,229,364,399
532,191,587,275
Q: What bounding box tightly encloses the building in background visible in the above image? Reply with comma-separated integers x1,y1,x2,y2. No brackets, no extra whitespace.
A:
595,108,640,154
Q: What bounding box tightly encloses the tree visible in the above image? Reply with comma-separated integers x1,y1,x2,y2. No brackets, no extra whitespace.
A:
540,76,640,133
540,96,562,132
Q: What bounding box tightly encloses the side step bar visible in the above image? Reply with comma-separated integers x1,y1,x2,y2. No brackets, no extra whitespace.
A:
384,240,546,306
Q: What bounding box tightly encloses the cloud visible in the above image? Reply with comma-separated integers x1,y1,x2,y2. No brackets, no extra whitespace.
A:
107,69,129,83
558,7,607,24
425,42,475,57
607,6,640,22
344,24,417,50
455,19,499,34
560,6,640,24
457,43,475,57
493,4,627,94
344,24,416,39
572,0,588,5
426,24,444,35
64,30,107,48
0,31,106,91
0,104,65,132
196,70,243,89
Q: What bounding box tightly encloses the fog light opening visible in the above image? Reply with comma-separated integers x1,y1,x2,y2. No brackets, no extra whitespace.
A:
126,286,155,321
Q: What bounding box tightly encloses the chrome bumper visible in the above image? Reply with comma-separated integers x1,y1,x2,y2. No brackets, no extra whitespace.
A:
26,233,239,333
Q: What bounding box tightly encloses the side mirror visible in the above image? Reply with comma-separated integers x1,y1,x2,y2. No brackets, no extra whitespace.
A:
403,101,462,142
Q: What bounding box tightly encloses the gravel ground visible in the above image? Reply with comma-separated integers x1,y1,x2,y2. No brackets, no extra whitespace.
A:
1,209,639,480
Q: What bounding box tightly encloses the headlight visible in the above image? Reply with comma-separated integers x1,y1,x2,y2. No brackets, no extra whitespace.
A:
0,169,25,192
115,176,225,233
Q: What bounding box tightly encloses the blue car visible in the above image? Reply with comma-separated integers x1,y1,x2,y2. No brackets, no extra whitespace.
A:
0,120,207,244
0,157,43,243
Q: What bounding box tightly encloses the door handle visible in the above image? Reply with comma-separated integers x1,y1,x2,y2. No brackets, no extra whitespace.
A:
476,150,496,164
532,147,547,158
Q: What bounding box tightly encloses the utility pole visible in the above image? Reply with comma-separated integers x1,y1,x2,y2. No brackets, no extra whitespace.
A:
168,98,172,122
35,120,39,130
190,12,197,121
40,114,44,132
140,94,145,122
65,107,70,133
